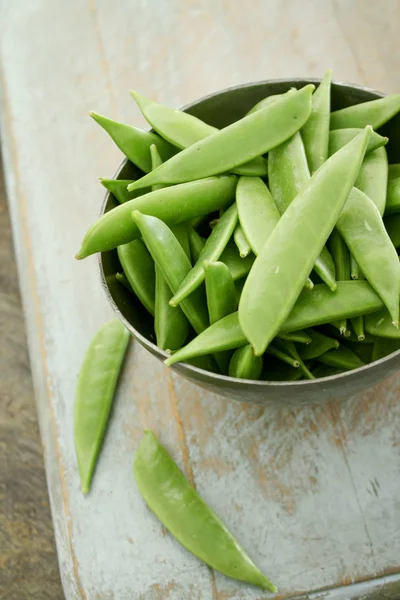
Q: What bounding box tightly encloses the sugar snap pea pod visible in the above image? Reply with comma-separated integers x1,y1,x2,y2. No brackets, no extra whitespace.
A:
389,164,400,180
75,320,130,494
268,132,337,291
240,128,371,356
233,223,251,258
204,261,237,374
117,239,156,316
330,93,400,130
365,308,400,339
354,147,388,216
99,178,148,204
328,230,350,335
336,186,400,326
90,112,176,173
317,347,365,371
274,338,314,379
350,255,360,280
229,345,263,380
131,91,268,177
188,227,206,263
165,281,384,367
299,329,339,360
246,88,296,115
219,241,255,280
383,214,400,247
278,330,312,344
131,212,209,335
266,343,300,368
115,271,132,293
372,337,400,361
351,316,365,341
134,430,276,591
127,85,314,191
385,177,400,215
312,364,344,378
76,176,236,259
301,69,331,173
328,128,388,157
170,204,238,307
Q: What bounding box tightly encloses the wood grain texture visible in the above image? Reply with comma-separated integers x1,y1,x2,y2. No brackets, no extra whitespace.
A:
0,0,400,598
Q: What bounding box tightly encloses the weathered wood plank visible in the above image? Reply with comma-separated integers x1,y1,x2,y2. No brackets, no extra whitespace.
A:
1,0,400,598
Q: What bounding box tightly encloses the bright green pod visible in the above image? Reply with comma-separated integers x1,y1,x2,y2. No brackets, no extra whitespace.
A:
170,204,238,307
328,128,388,157
219,242,255,281
75,320,130,493
355,147,388,216
127,85,314,191
316,347,365,370
268,132,337,291
336,187,400,326
134,430,276,591
240,128,371,356
165,281,384,367
299,329,339,360
389,164,400,179
365,309,400,338
132,212,209,335
385,177,400,215
371,338,400,361
383,213,400,247
229,345,263,379
76,176,236,259
350,316,365,342
90,111,176,173
301,69,331,173
246,88,296,115
131,91,268,177
117,239,156,316
99,178,148,204
330,93,400,130
233,223,251,258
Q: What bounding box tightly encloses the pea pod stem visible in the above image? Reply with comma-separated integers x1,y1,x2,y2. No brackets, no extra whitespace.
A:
266,344,300,368
233,223,251,258
328,229,350,335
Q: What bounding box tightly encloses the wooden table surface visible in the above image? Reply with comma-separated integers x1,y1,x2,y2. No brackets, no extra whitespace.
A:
1,1,400,599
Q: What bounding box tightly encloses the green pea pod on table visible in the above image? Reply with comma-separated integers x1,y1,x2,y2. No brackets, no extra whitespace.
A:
301,68,331,173
233,223,251,257
76,175,236,258
268,131,337,291
389,164,400,179
299,329,339,360
316,346,365,371
385,177,400,215
90,111,176,173
229,345,263,379
130,91,268,177
328,128,388,157
354,147,388,216
117,239,156,316
74,320,130,494
328,229,350,335
383,213,400,247
239,127,371,356
134,430,277,592
372,337,400,361
165,281,384,366
330,93,400,130
99,178,148,204
170,203,238,307
127,85,314,191
336,186,400,326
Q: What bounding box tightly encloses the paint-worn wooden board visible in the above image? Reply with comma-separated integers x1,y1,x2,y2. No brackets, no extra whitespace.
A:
1,1,400,598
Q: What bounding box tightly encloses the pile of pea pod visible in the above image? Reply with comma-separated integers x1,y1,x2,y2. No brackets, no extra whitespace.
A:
77,70,400,381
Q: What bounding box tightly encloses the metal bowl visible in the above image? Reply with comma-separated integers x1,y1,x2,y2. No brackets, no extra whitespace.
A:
100,78,400,407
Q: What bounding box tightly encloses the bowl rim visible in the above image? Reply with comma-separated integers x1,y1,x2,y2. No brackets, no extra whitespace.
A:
99,77,400,389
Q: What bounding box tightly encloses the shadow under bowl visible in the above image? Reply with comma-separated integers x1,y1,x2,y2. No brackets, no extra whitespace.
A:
100,78,400,407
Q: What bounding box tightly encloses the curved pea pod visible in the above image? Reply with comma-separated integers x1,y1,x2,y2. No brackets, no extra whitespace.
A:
301,69,331,173
240,128,371,356
365,308,400,338
89,111,176,173
188,227,206,263
170,204,238,307
330,93,400,130
299,329,339,360
383,213,400,247
74,320,130,493
131,212,209,335
316,347,365,371
276,338,315,379
236,176,280,255
328,128,388,157
99,178,148,204
229,345,263,380
76,176,236,258
246,88,296,115
389,164,400,179
385,177,400,215
117,239,156,316
278,330,312,344
131,91,268,177
127,85,314,191
354,147,388,216
233,223,251,257
204,261,238,374
372,337,400,361
268,132,337,291
220,241,255,280
336,187,400,326
165,282,385,367
328,230,350,335
134,430,276,591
